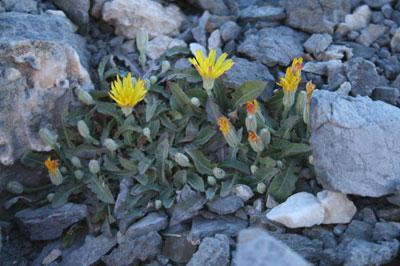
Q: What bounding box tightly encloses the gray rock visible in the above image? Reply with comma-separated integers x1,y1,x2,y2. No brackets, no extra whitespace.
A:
310,90,400,197
357,23,388,46
240,5,285,22
60,234,117,266
223,57,274,88
206,195,244,215
271,233,324,263
113,178,133,220
191,11,210,47
304,33,332,55
344,239,399,266
345,57,381,96
238,26,307,67
342,220,373,241
372,86,400,105
303,60,343,76
169,188,207,226
2,0,37,13
163,233,197,263
124,212,168,238
355,207,378,225
382,4,394,18
364,0,392,8
52,0,90,33
234,228,311,266
281,0,351,34
0,12,92,166
220,21,241,42
303,227,337,249
232,184,254,202
187,0,232,16
372,222,400,241
187,234,230,266
390,28,400,52
188,216,248,244
15,203,87,241
102,231,161,265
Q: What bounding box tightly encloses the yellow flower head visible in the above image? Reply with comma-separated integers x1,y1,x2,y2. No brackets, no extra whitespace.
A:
277,66,301,95
45,157,59,176
109,73,147,109
217,116,231,136
306,81,316,104
246,100,258,116
292,57,303,73
189,49,234,81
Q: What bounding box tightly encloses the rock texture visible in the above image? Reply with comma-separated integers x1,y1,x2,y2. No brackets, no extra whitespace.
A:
317,190,357,224
0,12,92,166
102,0,185,39
187,234,230,266
310,90,400,197
234,228,311,266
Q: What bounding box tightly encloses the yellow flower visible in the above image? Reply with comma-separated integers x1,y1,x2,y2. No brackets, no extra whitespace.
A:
217,116,231,136
109,73,147,116
217,116,239,147
277,66,302,95
189,49,234,94
45,157,59,177
306,80,316,104
292,57,303,73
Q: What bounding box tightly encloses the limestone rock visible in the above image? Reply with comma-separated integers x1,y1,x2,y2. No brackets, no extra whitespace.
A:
345,57,381,96
52,0,90,33
0,12,92,166
102,0,185,40
317,190,357,224
147,35,186,60
310,90,400,197
187,234,230,266
337,5,371,34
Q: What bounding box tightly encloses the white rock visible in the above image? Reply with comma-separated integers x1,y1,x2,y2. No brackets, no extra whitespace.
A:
341,5,371,32
146,35,186,60
208,29,222,50
233,184,254,202
266,192,325,228
189,43,207,56
317,190,357,224
102,0,185,39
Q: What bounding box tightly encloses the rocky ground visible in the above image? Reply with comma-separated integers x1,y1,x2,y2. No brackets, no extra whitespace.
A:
1,0,400,265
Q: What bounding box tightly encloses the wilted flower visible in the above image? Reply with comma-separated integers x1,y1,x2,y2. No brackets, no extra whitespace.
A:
45,157,63,186
189,49,234,95
246,100,258,116
291,57,303,73
109,73,147,116
248,131,264,153
217,116,239,147
306,81,316,105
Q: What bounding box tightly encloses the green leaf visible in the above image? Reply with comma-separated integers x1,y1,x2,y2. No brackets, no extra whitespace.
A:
87,175,115,204
279,115,300,138
170,83,192,111
206,186,218,200
185,148,214,175
232,81,266,108
52,182,84,208
220,175,237,197
268,163,298,202
96,102,121,121
187,173,205,192
254,167,279,184
280,143,312,157
206,97,222,124
173,170,187,187
193,126,216,146
20,151,48,168
219,160,251,175
138,158,154,175
145,97,159,122
164,46,190,58
118,156,138,172
156,138,170,186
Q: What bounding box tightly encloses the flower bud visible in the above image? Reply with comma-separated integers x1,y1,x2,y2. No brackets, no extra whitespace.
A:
246,115,257,132
136,28,149,53
259,128,271,146
60,167,67,174
155,199,162,210
70,156,82,168
142,127,151,139
248,131,264,153
161,60,171,75
190,97,200,107
250,165,258,175
295,90,307,116
74,170,84,180
150,75,158,85
207,176,217,186
257,183,266,194
75,88,94,105
213,167,226,180
308,155,314,165
144,79,151,90
39,128,58,147
47,193,54,202
77,120,91,139
217,116,240,148
283,92,296,109
6,181,23,194
174,152,191,167
89,159,100,174
104,138,118,152
49,168,63,186
276,160,284,169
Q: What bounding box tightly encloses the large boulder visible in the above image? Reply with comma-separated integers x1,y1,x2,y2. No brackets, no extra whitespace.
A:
310,90,400,197
281,0,351,34
102,0,186,40
0,12,92,166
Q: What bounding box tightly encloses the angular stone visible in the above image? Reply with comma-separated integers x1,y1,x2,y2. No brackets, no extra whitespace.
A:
60,234,117,266
206,195,244,215
187,234,230,266
125,212,168,238
15,203,87,241
317,190,357,224
345,57,381,96
208,29,221,50
303,60,343,76
113,178,133,220
102,231,161,265
220,21,241,42
186,0,232,16
0,12,92,166
163,233,197,263
169,188,207,226
102,0,185,39
147,35,186,60
304,33,332,55
2,0,37,13
53,0,90,33
187,216,247,244
391,27,400,52
364,0,392,8
238,26,307,67
342,220,374,241
371,86,400,106
372,222,400,242
232,184,254,202
281,0,351,34
303,227,337,249
337,5,371,33
240,5,285,22
266,192,325,228
191,11,210,47
234,228,311,266
310,90,400,197
357,24,388,47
